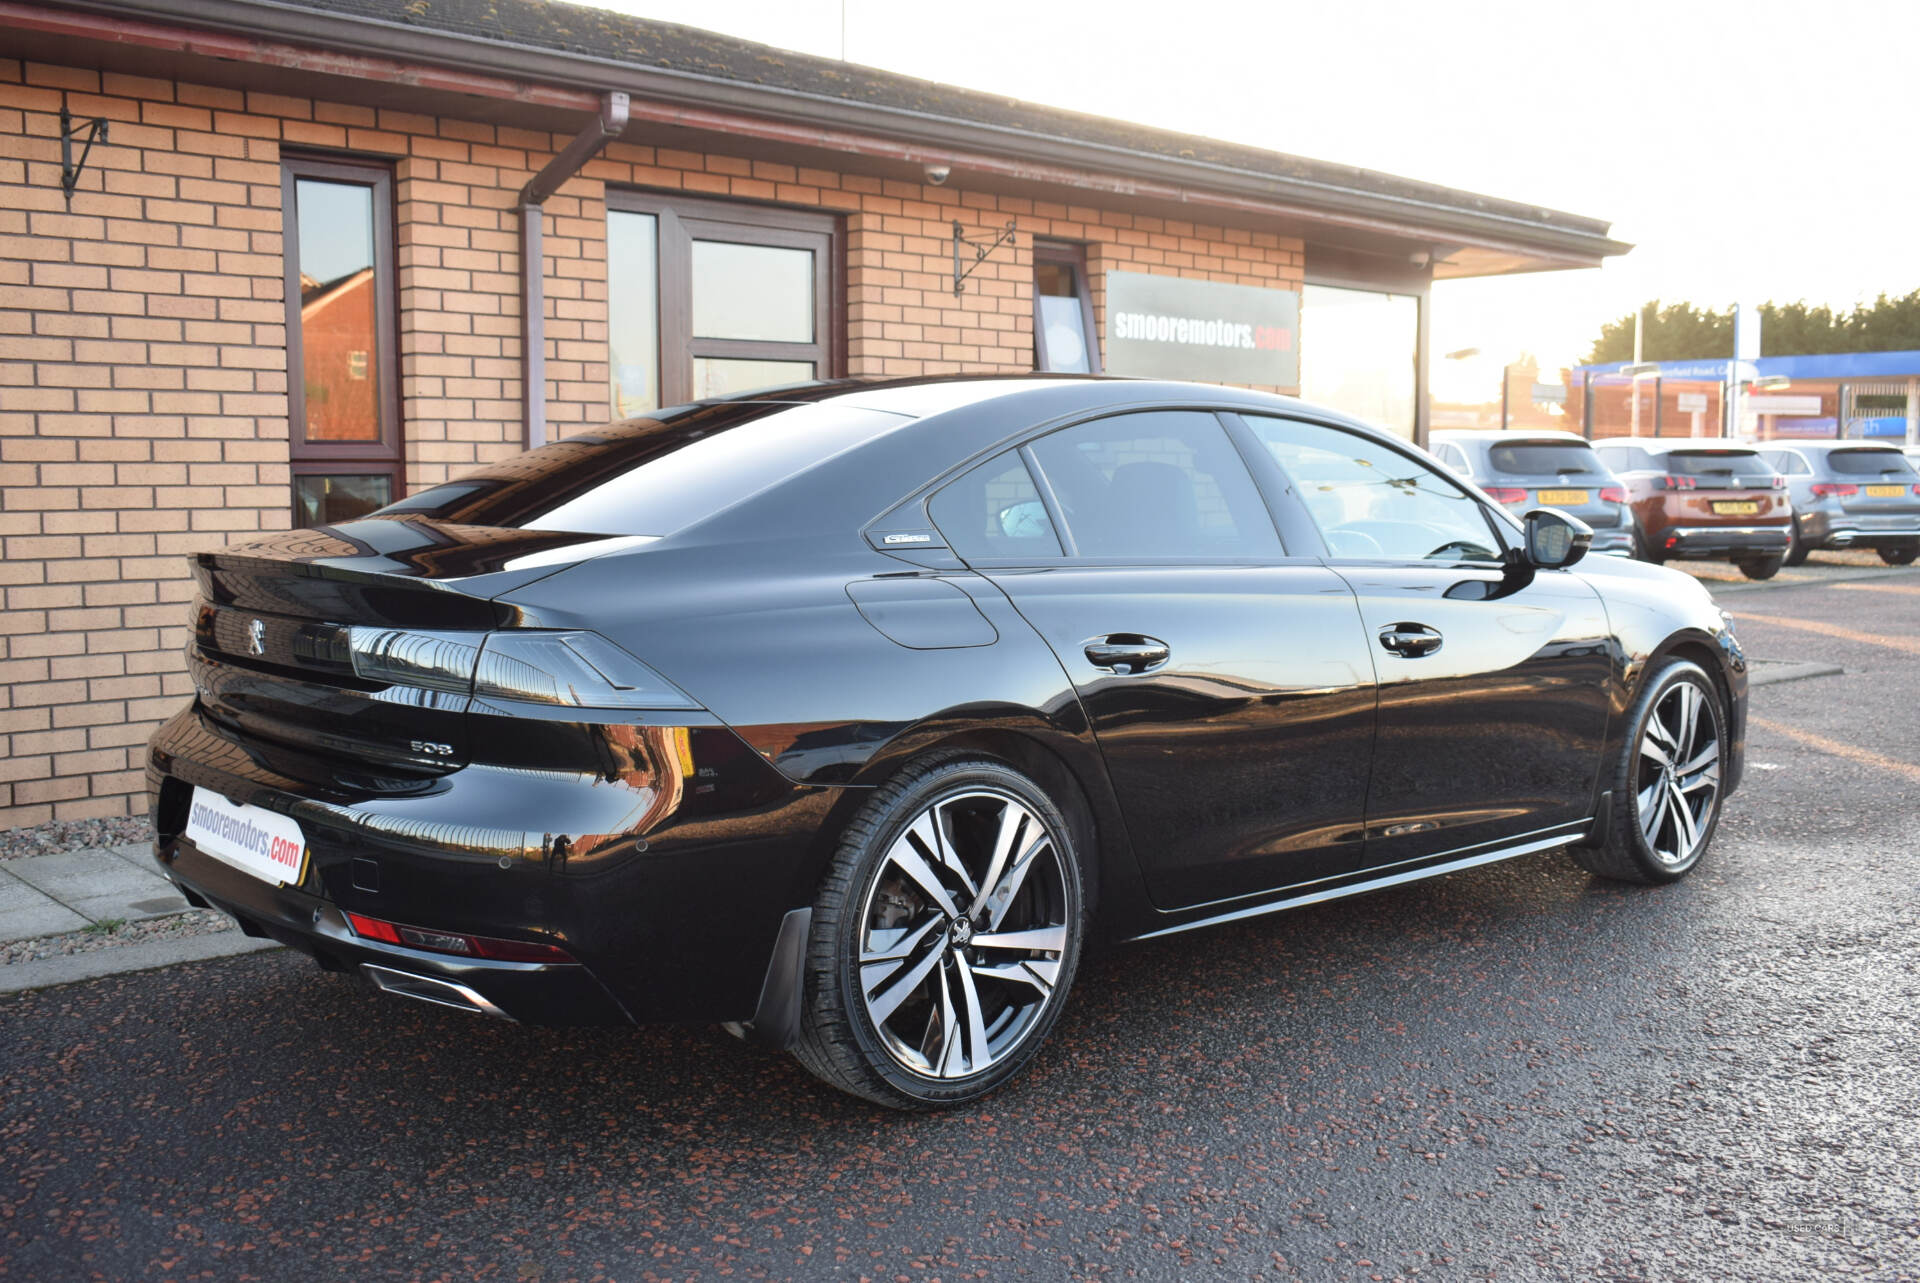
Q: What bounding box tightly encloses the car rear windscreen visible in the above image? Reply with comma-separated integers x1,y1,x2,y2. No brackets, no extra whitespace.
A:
1827,449,1918,478
374,400,908,535
1487,442,1603,476
1665,450,1774,481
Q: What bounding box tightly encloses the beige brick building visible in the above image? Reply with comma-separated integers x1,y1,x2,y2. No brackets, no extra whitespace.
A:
0,0,1627,827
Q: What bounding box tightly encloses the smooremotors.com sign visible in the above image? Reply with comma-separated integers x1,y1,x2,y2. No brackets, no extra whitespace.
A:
1104,271,1299,386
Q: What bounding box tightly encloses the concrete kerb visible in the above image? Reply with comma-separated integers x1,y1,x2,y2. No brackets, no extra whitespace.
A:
0,932,283,997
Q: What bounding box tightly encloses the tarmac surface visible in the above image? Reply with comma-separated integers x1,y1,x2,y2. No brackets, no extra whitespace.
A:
3,559,1918,1281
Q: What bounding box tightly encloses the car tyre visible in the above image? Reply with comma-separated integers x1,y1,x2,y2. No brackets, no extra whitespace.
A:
1877,545,1918,566
1569,658,1726,885
791,755,1089,1110
1783,517,1811,567
1737,555,1783,580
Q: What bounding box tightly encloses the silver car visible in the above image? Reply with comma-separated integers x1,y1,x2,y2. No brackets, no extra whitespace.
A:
1755,442,1920,566
1430,430,1635,556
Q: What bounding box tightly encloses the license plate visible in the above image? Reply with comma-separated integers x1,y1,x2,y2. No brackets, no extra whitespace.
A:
1539,488,1589,505
185,787,309,887
1712,501,1760,516
1866,484,1907,498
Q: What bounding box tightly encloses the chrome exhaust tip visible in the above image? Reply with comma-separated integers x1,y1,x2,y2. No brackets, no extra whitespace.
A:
362,964,514,1020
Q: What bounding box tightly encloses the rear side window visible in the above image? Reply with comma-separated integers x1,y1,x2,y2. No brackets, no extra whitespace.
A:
1487,442,1602,476
1761,450,1810,476
1026,411,1283,559
1827,449,1917,478
928,451,1062,560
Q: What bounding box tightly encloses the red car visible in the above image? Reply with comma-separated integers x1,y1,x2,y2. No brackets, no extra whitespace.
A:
1590,439,1792,579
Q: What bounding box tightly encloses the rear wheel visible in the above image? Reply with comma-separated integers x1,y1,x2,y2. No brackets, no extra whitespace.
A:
1737,555,1783,580
1878,545,1918,566
1569,658,1726,884
792,756,1088,1109
1783,517,1811,567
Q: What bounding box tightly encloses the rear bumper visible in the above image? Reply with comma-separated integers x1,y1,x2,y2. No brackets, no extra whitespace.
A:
1798,511,1920,549
146,703,844,1026
1656,525,1791,558
162,848,630,1024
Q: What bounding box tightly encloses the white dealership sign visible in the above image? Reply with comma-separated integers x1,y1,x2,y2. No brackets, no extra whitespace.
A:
185,787,310,887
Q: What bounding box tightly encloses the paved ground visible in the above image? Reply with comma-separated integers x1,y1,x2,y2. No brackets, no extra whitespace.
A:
3,556,1918,1281
0,844,187,943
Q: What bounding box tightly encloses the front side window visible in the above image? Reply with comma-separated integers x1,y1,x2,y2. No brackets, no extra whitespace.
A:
607,193,837,415
283,156,401,527
1245,416,1503,562
1026,411,1282,560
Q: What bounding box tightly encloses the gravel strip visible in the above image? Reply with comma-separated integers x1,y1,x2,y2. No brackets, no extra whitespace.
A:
0,815,153,862
0,908,236,967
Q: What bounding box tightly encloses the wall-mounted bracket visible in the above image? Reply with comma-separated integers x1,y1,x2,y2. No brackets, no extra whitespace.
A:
953,219,1016,297
58,94,109,210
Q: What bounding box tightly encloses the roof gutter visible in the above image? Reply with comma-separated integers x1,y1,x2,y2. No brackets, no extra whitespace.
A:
520,92,629,450
29,0,1629,265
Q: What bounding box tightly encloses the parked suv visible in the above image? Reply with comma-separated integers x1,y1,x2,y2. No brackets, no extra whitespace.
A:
1430,430,1634,556
1590,438,1792,579
1757,442,1920,566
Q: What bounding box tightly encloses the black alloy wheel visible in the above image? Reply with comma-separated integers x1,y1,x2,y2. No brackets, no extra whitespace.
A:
792,756,1088,1109
1878,545,1918,566
1737,555,1784,580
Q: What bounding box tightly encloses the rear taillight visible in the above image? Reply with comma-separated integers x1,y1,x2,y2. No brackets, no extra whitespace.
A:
1658,475,1697,491
344,627,698,710
1599,486,1627,504
1810,483,1859,499
346,912,576,963
1772,475,1787,489
1484,486,1528,505
1912,484,1920,496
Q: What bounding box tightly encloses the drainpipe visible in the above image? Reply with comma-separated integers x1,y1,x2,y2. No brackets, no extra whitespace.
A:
520,91,629,450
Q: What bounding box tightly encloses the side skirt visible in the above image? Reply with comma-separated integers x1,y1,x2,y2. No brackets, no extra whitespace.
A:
1130,823,1592,943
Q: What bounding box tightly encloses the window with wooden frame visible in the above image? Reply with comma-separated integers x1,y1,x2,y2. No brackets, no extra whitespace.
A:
1032,241,1100,374
606,192,841,417
281,155,402,528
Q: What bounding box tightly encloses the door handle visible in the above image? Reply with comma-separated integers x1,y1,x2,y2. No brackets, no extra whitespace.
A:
1378,623,1443,658
1083,634,1170,675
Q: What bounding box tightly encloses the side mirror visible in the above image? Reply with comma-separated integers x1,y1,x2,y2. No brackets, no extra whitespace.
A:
1522,507,1592,569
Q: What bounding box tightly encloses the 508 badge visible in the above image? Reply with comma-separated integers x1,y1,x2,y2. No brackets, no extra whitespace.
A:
409,740,454,757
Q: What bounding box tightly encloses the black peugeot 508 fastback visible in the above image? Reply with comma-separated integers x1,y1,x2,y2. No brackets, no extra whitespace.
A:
149,377,1746,1108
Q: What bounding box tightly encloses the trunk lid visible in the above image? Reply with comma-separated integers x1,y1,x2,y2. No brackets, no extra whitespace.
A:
188,518,651,774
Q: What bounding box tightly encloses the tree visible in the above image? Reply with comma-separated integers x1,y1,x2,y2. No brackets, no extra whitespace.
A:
1584,290,1920,363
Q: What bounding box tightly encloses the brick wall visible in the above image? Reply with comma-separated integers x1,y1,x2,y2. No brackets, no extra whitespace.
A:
0,54,1304,827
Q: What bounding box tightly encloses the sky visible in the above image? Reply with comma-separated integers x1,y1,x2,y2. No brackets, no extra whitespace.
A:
591,0,1920,402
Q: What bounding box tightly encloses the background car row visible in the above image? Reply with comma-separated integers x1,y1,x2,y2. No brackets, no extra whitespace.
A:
1432,430,1920,579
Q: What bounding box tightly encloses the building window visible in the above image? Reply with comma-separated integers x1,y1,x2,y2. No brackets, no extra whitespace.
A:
1300,283,1419,440
281,156,401,527
1033,241,1099,373
607,192,839,416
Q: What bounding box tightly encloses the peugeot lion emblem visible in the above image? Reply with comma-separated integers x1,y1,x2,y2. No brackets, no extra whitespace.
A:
247,618,266,656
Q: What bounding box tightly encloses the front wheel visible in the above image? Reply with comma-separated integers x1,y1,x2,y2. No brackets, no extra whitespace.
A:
792,756,1088,1109
1737,555,1783,580
1569,658,1727,884
1878,545,1918,566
